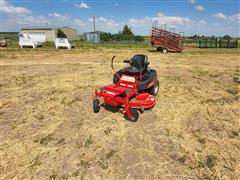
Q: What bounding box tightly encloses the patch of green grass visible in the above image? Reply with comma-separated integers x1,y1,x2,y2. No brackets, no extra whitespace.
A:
84,135,93,148
206,155,217,169
0,33,18,38
177,154,187,163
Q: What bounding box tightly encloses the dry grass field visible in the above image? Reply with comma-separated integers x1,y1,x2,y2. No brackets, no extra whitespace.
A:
0,47,239,179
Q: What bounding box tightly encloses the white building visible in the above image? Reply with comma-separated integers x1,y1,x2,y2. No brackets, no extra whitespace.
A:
20,26,78,42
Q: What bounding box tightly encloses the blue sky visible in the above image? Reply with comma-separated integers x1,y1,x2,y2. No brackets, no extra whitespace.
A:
1,0,240,36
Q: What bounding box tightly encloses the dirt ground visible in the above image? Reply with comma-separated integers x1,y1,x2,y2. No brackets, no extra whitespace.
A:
0,47,239,179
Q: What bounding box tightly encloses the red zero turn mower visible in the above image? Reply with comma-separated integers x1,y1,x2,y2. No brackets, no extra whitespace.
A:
93,54,159,122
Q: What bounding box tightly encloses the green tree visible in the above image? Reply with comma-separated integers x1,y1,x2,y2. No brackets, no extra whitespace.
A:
113,31,123,41
192,34,198,39
100,32,112,42
223,35,231,40
133,35,144,42
121,25,134,41
78,37,85,46
57,29,67,38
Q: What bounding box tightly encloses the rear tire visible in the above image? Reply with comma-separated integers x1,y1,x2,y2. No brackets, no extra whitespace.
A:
149,80,159,96
124,109,139,122
93,99,100,113
113,73,119,84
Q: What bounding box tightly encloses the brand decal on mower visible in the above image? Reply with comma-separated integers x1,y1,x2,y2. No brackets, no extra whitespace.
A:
120,83,126,86
121,75,135,83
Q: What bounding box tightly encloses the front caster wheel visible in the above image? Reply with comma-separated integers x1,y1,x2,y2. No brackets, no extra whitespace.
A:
124,109,139,122
93,99,100,113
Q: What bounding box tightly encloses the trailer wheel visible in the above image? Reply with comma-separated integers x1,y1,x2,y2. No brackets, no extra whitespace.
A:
124,109,139,122
93,99,100,113
157,47,162,52
149,80,159,96
162,48,168,53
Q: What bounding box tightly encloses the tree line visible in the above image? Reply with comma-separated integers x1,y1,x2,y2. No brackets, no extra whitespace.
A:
100,25,144,42
190,34,232,40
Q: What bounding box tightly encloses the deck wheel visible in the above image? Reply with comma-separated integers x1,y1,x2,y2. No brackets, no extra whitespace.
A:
124,109,139,122
93,99,100,113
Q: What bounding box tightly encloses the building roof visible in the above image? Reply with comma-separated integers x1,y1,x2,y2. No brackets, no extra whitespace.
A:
84,31,103,34
21,26,76,30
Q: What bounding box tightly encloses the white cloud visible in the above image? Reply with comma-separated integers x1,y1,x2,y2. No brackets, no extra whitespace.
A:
98,17,120,27
213,12,240,21
73,19,85,26
2,8,239,37
127,13,197,35
195,5,204,11
128,13,193,28
199,20,207,24
213,12,227,19
229,13,240,21
0,0,31,14
48,12,67,21
10,15,48,26
74,2,90,9
188,0,195,3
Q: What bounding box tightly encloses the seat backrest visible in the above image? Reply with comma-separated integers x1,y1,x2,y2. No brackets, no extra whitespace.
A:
131,54,149,72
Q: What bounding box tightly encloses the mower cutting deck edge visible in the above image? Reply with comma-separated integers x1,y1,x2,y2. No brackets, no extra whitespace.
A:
93,54,159,122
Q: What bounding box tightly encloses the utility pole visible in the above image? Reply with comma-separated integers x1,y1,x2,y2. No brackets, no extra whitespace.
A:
93,16,96,32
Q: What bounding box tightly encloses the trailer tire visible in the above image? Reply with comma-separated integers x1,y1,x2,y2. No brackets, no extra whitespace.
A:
157,47,162,52
162,48,168,53
93,99,100,113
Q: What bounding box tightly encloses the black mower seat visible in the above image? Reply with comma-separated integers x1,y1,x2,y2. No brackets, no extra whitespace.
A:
124,54,149,76
137,69,157,91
